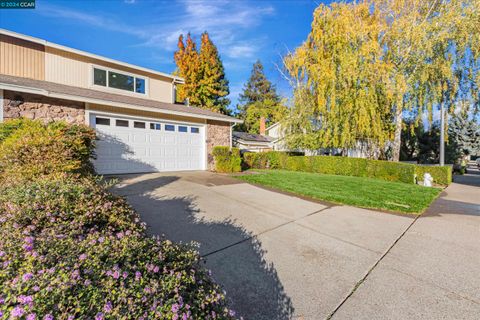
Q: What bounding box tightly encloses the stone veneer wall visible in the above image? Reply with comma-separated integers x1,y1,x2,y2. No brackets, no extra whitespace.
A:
206,120,231,170
3,91,85,124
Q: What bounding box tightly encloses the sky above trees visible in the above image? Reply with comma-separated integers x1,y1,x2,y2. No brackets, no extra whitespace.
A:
0,0,325,111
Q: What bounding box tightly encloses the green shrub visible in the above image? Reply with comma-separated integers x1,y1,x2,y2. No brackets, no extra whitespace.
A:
243,151,289,169
242,151,451,185
366,160,415,184
415,164,452,185
0,119,96,181
212,146,241,173
0,118,43,142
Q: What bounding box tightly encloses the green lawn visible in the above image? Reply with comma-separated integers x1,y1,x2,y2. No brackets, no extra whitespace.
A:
235,170,441,214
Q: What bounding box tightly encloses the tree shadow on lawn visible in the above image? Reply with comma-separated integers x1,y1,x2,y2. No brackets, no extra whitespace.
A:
113,175,294,320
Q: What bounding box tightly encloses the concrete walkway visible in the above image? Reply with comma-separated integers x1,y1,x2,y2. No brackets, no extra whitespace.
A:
331,166,480,319
111,168,480,320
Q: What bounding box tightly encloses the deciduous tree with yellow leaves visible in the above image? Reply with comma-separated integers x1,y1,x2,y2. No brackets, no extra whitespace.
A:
283,0,479,160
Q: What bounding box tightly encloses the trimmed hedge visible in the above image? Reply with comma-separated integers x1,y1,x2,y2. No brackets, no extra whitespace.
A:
243,151,289,170
0,120,236,319
212,146,242,173
243,152,452,186
415,164,452,185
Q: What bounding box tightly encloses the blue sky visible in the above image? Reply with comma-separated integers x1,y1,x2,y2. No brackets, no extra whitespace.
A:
0,0,326,112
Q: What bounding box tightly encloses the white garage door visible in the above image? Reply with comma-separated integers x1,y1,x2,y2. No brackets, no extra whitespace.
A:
90,113,205,174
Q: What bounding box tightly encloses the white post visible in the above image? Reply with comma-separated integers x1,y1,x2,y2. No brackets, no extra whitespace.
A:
440,102,445,166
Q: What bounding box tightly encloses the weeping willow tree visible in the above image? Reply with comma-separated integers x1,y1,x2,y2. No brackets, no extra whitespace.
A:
283,0,480,160
283,2,394,158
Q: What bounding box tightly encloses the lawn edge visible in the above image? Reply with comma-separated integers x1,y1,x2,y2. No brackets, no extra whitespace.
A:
233,171,441,216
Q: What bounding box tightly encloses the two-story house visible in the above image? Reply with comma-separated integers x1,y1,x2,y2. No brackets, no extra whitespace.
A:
0,29,240,174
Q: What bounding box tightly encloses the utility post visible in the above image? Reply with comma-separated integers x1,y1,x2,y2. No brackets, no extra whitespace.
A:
440,102,445,166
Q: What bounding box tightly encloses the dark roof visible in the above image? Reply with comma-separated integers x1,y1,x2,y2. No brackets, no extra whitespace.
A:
0,74,240,123
233,131,273,143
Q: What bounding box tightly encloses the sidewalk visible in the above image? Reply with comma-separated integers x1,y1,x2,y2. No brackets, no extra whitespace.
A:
331,166,480,319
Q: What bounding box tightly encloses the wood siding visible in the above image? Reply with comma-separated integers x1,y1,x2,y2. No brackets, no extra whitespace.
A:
45,47,89,87
45,47,174,103
150,78,173,103
0,35,45,80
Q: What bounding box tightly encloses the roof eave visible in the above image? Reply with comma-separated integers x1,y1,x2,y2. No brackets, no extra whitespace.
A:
0,82,242,124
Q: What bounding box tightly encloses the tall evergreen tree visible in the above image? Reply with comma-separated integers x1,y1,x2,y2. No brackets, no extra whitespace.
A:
174,32,230,114
448,112,480,157
237,60,286,133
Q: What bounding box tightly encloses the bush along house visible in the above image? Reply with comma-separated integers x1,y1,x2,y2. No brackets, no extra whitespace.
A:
0,29,241,174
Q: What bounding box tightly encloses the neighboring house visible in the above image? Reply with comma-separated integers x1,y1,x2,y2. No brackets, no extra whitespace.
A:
266,121,375,157
265,122,288,152
232,131,273,152
0,29,241,174
233,117,274,152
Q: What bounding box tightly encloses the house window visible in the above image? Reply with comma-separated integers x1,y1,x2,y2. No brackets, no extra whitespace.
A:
165,124,175,131
109,71,134,92
116,119,129,127
135,78,146,94
178,126,188,133
150,123,161,130
94,69,107,86
95,117,110,126
191,127,199,133
134,121,146,129
93,67,146,94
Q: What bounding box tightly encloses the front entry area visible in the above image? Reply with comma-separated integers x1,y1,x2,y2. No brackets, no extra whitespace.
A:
90,113,206,174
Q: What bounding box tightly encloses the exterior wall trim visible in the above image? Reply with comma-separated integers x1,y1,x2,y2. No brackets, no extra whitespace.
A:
0,82,242,124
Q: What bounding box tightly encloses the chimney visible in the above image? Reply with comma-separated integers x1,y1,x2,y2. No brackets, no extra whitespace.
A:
259,117,266,136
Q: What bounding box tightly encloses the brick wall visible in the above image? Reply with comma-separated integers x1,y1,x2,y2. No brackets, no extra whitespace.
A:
3,91,85,124
206,120,231,170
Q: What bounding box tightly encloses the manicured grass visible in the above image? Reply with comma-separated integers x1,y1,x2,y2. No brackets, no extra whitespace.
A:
235,170,441,214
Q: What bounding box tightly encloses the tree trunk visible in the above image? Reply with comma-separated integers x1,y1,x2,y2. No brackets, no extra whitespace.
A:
391,104,403,161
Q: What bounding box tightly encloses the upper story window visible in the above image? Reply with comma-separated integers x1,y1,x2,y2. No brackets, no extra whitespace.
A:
93,67,146,94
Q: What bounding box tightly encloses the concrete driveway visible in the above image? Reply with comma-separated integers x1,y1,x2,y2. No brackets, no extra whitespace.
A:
111,170,480,320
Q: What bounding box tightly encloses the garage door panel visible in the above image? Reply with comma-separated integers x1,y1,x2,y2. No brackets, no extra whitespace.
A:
150,135,163,143
150,148,164,157
92,114,205,174
177,136,190,144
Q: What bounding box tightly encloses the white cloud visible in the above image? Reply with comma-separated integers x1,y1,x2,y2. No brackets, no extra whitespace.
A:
225,44,257,59
38,1,274,56
36,5,147,38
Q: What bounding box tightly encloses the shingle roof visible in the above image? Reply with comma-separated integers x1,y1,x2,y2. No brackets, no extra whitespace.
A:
233,131,273,143
0,74,240,123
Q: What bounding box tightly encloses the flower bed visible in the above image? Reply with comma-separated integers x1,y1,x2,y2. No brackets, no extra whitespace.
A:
0,119,235,319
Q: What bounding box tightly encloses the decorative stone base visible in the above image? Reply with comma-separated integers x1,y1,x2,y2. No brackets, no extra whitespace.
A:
3,91,85,124
206,120,231,170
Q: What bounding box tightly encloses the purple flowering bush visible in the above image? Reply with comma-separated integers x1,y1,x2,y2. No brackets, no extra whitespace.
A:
0,120,236,319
